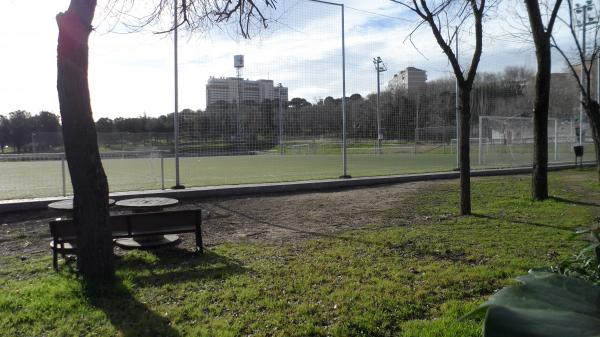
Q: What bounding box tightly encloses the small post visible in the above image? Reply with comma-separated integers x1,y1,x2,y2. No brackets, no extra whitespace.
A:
61,154,66,197
554,119,558,161
161,152,165,190
479,116,483,165
31,133,36,154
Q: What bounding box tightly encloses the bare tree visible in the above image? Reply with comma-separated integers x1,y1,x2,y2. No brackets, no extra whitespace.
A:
551,0,600,180
56,0,276,284
392,0,487,215
523,0,562,200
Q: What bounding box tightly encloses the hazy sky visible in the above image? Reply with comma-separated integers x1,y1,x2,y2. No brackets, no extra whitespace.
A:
0,0,579,120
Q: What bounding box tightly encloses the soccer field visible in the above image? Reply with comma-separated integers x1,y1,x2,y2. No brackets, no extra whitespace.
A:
0,143,594,200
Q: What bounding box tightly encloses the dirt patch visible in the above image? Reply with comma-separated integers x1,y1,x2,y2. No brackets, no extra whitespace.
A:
0,181,434,261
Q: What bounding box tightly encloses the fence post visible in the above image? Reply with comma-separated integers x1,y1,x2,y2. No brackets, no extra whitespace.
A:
161,152,165,190
478,116,483,165
554,119,558,161
61,153,67,197
278,83,284,155
340,3,349,178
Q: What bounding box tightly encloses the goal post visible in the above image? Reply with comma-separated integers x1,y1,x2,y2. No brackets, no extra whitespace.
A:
478,116,559,166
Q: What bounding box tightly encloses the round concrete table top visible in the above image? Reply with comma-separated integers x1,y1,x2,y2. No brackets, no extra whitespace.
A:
115,197,178,210
48,198,116,211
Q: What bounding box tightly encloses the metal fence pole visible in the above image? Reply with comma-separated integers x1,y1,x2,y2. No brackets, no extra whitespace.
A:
305,0,348,178
479,116,483,165
161,151,165,190
554,119,558,161
341,3,349,178
173,1,184,189
278,83,284,155
61,154,67,197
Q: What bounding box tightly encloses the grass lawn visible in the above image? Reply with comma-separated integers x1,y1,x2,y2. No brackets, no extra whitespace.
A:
1,141,595,200
1,169,598,336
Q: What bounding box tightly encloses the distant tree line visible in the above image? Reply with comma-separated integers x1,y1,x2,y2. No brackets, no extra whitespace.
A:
0,111,61,153
0,67,579,154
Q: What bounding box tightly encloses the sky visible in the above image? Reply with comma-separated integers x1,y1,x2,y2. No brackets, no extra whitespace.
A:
0,0,585,120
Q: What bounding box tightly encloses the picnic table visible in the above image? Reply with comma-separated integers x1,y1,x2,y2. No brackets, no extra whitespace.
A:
114,197,180,248
48,198,116,212
47,198,116,251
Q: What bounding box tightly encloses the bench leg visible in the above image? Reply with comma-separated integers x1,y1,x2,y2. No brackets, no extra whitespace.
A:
52,247,58,272
196,211,203,254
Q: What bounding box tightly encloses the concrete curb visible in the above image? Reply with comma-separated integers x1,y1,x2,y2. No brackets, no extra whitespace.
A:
0,162,595,214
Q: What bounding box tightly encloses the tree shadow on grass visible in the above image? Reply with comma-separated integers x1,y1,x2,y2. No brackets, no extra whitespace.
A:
82,249,246,337
86,279,181,337
549,196,600,208
471,213,574,232
116,247,247,287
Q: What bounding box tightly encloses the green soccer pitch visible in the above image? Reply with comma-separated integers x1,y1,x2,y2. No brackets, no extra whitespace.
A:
0,143,594,200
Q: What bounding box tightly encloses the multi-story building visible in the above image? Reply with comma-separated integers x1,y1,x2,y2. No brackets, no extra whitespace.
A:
573,60,598,99
206,77,288,106
388,67,427,92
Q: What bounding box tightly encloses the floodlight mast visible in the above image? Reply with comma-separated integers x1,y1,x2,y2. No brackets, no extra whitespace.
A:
234,55,244,141
574,0,598,145
373,56,387,154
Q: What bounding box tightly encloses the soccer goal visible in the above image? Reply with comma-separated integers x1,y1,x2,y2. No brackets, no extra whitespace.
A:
478,116,561,166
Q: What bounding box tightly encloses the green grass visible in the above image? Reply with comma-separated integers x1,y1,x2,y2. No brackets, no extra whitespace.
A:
1,169,598,336
1,141,596,200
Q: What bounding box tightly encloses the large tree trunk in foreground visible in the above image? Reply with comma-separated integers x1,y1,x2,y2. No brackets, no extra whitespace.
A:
57,0,114,283
525,0,556,201
459,87,472,215
530,42,551,200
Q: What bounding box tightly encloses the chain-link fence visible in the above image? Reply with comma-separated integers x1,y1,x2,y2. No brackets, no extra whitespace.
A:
0,1,594,200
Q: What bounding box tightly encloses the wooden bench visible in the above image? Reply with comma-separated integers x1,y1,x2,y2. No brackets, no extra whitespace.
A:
49,209,203,271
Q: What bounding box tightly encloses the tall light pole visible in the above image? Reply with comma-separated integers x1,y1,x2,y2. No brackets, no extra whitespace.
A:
574,0,598,145
172,0,184,189
234,55,244,141
455,27,460,168
373,56,387,154
306,0,349,178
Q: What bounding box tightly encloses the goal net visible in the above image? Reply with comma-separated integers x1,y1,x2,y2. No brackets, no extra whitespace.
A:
477,116,569,166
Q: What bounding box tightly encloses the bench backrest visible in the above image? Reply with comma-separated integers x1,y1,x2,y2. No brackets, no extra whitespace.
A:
49,209,201,242
127,210,199,236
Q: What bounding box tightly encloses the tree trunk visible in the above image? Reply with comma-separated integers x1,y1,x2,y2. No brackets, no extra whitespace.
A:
57,0,114,283
525,0,554,201
459,86,472,215
531,41,550,200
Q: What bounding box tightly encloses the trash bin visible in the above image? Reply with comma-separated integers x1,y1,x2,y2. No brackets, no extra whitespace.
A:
574,145,584,166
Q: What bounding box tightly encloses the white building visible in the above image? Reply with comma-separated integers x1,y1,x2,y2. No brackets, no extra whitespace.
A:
206,77,288,106
389,67,427,92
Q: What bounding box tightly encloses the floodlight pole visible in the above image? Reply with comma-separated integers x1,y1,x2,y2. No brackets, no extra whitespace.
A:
580,3,587,145
172,0,184,189
373,56,387,155
307,0,349,178
574,0,598,145
455,28,460,168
